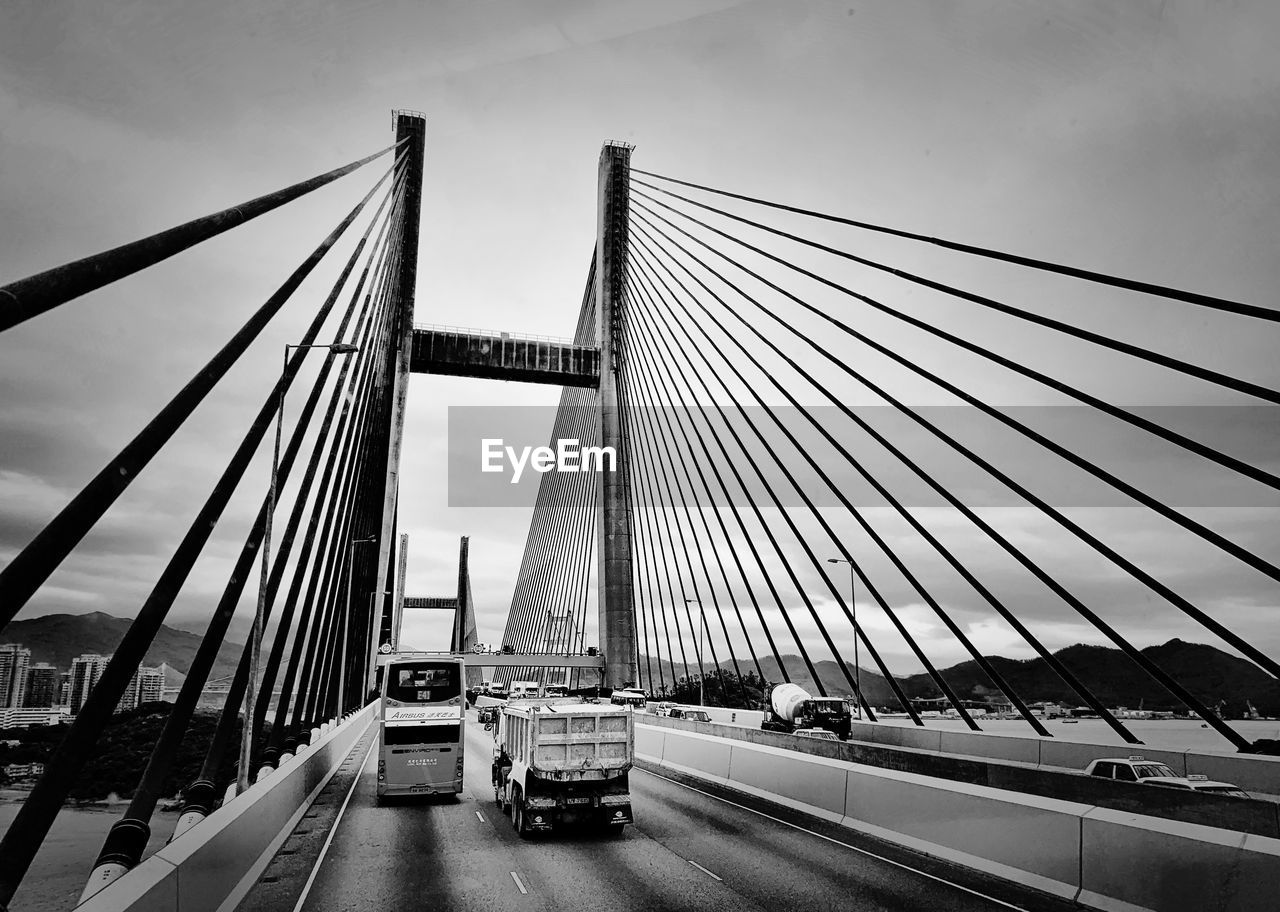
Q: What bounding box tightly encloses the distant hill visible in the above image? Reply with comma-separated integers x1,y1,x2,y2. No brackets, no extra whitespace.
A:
2,611,245,682
895,639,1280,717
637,639,1280,716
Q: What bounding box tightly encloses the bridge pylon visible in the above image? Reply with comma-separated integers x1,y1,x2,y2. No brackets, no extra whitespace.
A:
367,110,426,693
596,141,638,688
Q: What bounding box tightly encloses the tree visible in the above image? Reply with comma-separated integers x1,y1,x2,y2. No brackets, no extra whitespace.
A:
664,669,770,709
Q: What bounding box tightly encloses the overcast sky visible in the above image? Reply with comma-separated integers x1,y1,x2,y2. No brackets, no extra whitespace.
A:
1,1,1278,678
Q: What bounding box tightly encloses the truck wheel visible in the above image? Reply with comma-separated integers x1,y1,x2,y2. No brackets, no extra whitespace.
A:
513,793,532,839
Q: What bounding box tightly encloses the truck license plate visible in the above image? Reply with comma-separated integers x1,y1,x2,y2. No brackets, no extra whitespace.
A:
566,797,590,805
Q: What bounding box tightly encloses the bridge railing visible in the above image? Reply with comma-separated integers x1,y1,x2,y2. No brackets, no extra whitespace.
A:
412,322,580,347
76,705,377,912
638,717,1280,912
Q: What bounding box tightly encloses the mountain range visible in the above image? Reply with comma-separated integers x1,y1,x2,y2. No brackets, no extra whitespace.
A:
636,638,1280,715
3,611,245,684
6,614,1278,716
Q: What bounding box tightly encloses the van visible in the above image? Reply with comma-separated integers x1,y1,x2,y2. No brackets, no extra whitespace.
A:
609,689,647,709
509,681,541,700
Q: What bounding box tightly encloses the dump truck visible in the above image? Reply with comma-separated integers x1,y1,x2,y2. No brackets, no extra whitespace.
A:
762,683,852,740
490,700,634,837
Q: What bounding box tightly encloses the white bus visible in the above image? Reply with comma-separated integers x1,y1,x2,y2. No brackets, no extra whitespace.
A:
378,654,465,800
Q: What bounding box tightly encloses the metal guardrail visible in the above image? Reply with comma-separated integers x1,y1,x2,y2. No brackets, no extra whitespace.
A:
413,323,584,348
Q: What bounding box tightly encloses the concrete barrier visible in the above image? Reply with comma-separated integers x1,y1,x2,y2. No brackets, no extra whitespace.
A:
843,761,1086,900
699,706,765,727
639,722,1280,912
634,723,666,762
644,712,1280,837
656,727,733,783
727,741,847,823
1186,751,1280,795
937,728,1040,765
1078,809,1280,912
850,720,1280,797
78,705,377,912
864,721,944,752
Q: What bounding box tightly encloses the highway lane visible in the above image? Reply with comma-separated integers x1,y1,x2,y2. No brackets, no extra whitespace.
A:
250,711,1081,912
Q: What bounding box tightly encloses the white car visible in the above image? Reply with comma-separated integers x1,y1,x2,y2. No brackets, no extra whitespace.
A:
1082,756,1247,796
653,701,677,717
794,728,839,741
669,708,711,723
1084,756,1180,783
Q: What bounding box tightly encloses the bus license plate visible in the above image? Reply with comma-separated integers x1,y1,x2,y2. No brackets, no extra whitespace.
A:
566,797,590,805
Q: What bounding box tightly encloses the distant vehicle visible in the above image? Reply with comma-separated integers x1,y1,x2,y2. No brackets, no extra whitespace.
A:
479,680,496,694
668,707,711,723
1084,756,1180,783
488,683,508,700
762,683,851,740
653,702,677,717
491,701,634,836
544,684,570,698
378,654,465,800
1143,775,1250,799
609,689,647,708
509,681,542,700
794,728,840,741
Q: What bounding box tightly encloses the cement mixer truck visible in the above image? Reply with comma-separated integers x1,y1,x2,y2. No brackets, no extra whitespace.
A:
762,683,852,741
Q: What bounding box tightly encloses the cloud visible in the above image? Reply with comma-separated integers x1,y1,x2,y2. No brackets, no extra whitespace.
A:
3,2,1278,686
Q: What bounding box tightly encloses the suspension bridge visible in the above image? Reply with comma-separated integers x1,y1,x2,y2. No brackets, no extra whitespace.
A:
1,110,1278,912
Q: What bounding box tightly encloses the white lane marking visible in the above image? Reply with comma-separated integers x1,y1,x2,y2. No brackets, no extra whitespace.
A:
638,768,1032,912
687,859,723,881
476,810,485,822
510,871,528,895
290,736,378,912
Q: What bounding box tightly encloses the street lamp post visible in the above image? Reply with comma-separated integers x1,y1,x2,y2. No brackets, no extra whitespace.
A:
238,341,357,796
827,557,862,720
365,589,391,697
340,535,377,717
684,598,708,706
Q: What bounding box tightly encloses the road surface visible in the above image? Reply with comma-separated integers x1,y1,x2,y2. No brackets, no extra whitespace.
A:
238,711,1081,912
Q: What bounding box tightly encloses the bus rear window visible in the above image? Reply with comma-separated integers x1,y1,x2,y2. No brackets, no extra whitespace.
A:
387,663,460,703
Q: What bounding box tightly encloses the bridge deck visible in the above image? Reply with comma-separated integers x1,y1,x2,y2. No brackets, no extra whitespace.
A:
410,325,599,387
236,709,1069,912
